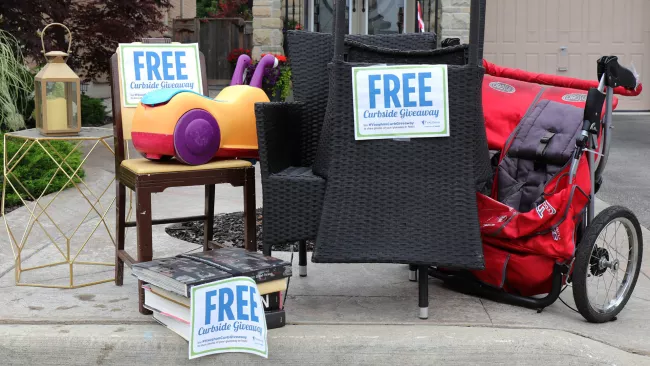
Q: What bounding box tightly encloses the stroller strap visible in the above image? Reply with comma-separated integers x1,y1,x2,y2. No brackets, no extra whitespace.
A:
536,131,556,158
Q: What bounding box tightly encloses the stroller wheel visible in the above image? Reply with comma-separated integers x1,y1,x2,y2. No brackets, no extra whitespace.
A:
572,206,643,323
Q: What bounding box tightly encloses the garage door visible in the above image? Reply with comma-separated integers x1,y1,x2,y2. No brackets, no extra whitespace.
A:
483,0,650,111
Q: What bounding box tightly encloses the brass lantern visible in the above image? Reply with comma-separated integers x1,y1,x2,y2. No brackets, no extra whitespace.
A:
34,23,81,136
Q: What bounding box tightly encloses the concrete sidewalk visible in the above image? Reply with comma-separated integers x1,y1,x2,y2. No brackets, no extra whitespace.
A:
1,134,650,365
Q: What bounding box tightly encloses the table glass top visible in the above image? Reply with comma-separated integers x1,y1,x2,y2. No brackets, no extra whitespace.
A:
5,127,113,140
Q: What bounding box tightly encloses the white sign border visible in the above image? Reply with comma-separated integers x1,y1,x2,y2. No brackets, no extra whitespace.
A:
351,64,450,141
118,43,203,108
189,276,268,360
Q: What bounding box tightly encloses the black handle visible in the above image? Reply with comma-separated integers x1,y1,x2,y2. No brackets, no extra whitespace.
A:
362,0,365,12
597,56,638,90
353,0,356,12
578,87,606,149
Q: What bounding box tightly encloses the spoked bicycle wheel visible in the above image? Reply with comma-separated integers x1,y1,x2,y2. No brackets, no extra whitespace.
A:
572,206,643,323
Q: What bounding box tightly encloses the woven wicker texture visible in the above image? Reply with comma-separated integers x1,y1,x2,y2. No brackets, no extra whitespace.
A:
346,32,438,54
286,31,334,167
313,0,491,193
346,41,468,64
254,102,327,250
312,61,486,268
312,43,492,192
256,31,447,251
287,31,443,166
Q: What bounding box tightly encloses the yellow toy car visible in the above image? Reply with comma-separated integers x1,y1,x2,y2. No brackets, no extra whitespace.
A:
131,54,277,165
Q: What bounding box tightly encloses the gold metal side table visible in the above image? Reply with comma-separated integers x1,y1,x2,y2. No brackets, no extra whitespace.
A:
2,127,116,288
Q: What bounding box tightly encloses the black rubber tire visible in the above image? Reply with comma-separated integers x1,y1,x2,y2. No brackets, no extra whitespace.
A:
572,205,643,323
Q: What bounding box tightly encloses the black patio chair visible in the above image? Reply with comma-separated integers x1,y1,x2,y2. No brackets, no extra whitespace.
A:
255,29,446,276
310,0,488,319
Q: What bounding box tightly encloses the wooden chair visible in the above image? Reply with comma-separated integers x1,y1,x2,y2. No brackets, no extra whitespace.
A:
109,42,257,314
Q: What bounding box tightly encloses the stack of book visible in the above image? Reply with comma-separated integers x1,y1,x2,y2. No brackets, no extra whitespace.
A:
131,247,291,341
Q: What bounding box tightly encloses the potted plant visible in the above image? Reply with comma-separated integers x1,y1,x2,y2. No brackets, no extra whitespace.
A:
285,20,303,30
227,47,251,74
243,53,291,101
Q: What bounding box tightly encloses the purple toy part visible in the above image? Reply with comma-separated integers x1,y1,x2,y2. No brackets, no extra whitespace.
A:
249,54,279,88
173,109,221,165
230,54,252,86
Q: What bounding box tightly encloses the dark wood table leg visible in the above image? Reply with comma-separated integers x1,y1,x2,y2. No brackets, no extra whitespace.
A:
136,189,153,315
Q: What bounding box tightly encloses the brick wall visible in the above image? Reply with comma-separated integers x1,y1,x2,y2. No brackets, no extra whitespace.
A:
252,0,285,59
168,0,197,20
440,0,470,44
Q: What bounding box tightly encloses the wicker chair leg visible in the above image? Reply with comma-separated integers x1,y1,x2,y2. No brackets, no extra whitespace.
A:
263,244,272,256
243,167,256,252
408,264,418,282
298,240,307,277
418,265,429,319
204,184,215,251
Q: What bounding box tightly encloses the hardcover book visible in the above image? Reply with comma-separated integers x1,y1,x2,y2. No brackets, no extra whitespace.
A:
132,247,292,298
179,247,292,284
132,256,232,297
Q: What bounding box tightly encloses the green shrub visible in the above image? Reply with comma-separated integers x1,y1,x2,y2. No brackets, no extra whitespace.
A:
1,133,85,209
81,94,108,127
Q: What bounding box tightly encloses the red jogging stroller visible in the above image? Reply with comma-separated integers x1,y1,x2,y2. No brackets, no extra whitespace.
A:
429,55,644,323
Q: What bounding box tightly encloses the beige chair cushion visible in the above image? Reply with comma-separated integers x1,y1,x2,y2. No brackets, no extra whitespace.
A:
121,158,252,174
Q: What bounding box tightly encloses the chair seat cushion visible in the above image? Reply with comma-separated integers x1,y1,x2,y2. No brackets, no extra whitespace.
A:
121,158,251,174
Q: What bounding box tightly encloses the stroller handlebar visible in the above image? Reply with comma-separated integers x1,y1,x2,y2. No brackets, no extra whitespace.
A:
597,56,640,92
483,60,643,97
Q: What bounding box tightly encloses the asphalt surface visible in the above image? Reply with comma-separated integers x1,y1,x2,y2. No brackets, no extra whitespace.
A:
598,114,650,228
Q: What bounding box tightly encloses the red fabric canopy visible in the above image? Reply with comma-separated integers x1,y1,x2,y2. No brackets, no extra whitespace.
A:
480,60,642,150
483,60,642,97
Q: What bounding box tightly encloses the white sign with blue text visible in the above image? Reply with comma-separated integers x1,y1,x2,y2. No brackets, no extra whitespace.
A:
352,64,449,140
118,43,203,107
189,277,268,359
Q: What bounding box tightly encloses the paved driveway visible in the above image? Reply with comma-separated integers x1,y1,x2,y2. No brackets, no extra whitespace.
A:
599,114,650,227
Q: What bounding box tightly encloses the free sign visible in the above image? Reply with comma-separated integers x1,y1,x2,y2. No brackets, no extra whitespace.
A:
189,277,268,359
352,64,449,140
118,43,203,107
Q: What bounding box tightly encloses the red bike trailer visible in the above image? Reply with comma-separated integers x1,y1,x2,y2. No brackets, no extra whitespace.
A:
430,59,643,322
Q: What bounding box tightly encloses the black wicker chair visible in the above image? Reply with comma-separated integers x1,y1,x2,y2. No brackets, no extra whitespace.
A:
255,31,445,276
310,0,488,319
313,3,490,192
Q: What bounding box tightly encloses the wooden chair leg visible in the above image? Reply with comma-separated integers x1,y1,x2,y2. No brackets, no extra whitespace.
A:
136,188,153,315
115,182,126,286
243,167,256,252
204,184,215,251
